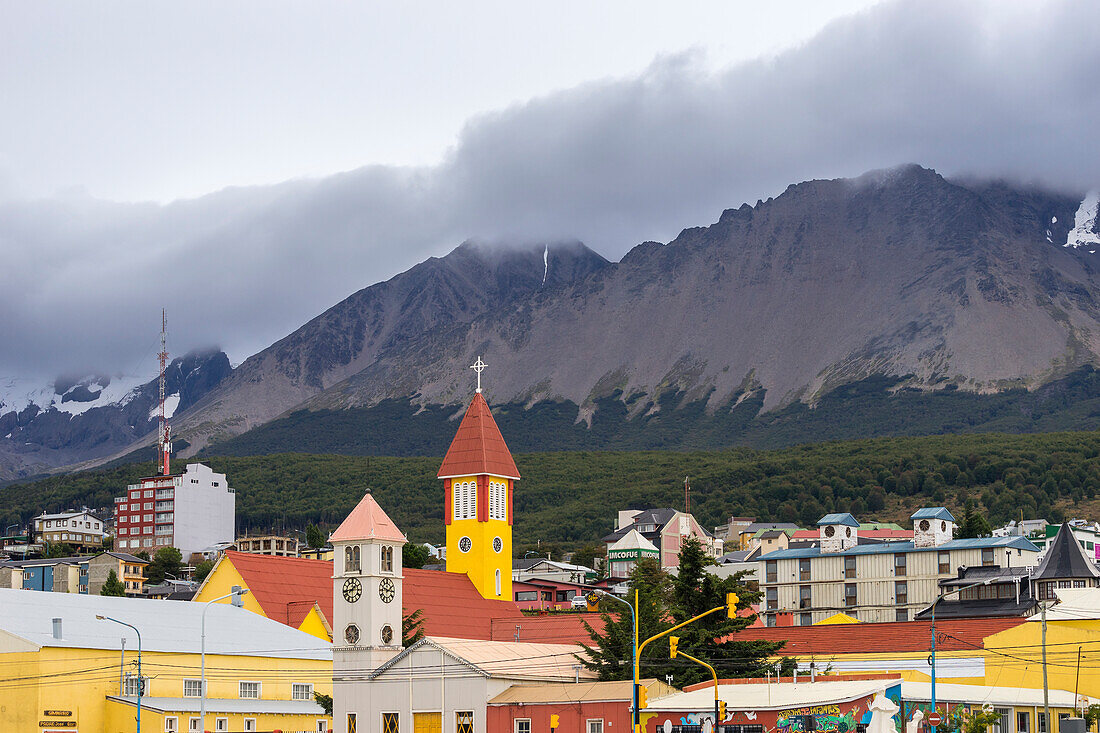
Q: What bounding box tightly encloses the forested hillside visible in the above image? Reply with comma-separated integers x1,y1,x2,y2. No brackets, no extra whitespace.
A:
3,431,1098,550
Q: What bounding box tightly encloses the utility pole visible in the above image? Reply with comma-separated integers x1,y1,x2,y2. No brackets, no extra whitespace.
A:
684,476,691,514
1042,601,1050,733
157,309,172,476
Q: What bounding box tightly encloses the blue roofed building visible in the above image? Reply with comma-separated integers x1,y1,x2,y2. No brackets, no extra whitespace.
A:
758,508,1040,626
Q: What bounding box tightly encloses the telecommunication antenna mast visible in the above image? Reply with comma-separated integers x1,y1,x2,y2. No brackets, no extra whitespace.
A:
157,309,172,476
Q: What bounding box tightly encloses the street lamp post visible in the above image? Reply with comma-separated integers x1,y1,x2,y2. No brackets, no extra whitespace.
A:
201,586,249,731
97,615,142,733
930,578,992,732
587,589,639,731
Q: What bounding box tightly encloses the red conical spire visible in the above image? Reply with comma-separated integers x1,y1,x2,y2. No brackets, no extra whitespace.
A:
437,392,520,480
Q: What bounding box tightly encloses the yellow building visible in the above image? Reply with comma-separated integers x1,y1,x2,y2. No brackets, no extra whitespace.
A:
741,588,1100,733
0,587,332,733
194,550,335,641
436,373,520,602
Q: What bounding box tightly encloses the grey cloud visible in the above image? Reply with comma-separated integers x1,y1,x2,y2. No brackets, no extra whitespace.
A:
2,0,1098,384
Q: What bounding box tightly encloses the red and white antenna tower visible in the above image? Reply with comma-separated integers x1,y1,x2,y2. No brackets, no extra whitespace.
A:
157,309,172,476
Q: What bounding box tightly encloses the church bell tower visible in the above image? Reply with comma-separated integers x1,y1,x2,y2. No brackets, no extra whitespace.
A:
437,357,520,601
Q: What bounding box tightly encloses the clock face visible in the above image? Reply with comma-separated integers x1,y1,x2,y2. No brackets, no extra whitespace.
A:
343,577,363,603
381,624,394,644
493,537,503,553
458,536,472,553
344,624,360,645
379,577,396,604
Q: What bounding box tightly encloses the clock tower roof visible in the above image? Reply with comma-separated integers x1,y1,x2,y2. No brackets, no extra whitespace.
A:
437,392,520,481
331,491,407,544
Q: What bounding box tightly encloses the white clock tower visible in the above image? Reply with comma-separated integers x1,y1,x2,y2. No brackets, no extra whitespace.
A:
331,490,406,729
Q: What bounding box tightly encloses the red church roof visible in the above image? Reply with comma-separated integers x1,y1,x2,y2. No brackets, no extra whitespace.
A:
218,552,528,641
437,392,521,480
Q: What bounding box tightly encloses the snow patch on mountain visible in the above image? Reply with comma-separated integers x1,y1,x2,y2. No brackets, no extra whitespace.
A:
1065,191,1100,251
149,393,181,420
0,373,146,418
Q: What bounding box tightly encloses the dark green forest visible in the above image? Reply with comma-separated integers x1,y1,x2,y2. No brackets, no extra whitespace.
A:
202,366,1100,457
3,430,1099,550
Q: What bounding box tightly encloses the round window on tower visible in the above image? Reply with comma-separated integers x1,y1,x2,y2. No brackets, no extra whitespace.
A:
941,520,947,532
493,537,503,553
381,624,394,645
919,519,930,532
344,624,360,645
824,526,836,538
459,536,472,553
845,527,852,538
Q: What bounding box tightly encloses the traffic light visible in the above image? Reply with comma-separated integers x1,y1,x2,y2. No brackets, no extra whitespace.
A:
586,592,600,612
719,701,727,721
636,683,649,709
550,714,560,730
669,635,679,658
726,592,739,618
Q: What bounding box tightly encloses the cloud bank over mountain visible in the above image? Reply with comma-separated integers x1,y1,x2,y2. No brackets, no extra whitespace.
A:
2,0,1098,383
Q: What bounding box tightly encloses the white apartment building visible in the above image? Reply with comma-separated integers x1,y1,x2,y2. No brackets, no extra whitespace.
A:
114,463,235,559
33,509,106,548
758,508,1041,625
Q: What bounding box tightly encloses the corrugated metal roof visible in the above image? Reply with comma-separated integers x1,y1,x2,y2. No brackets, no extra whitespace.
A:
901,682,1098,707
818,513,860,527
650,678,896,710
759,535,1038,560
911,507,956,522
736,616,1025,654
489,679,677,704
0,587,331,659
373,636,597,682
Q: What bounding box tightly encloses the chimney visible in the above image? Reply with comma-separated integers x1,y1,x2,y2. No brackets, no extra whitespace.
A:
51,618,62,640
777,611,794,627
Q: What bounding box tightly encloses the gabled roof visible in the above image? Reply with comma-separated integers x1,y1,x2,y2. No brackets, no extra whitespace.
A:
0,587,330,659
1033,523,1100,580
330,491,406,544
818,513,860,527
602,508,680,542
608,528,659,553
437,392,520,480
759,535,1039,560
373,636,596,682
213,552,526,641
911,507,957,522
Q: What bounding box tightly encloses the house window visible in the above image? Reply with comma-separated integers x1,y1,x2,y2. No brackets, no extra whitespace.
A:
766,614,777,627
516,591,538,601
495,568,502,596
799,559,811,581
844,555,856,579
515,719,532,733
800,612,813,626
588,721,605,733
244,720,257,732
845,583,857,606
1037,713,1047,733
165,717,178,732
183,679,204,697
189,719,201,732
896,609,909,623
239,680,261,698
982,548,995,566
292,682,314,701
938,552,951,574
215,719,228,733
317,722,328,733
1018,712,1029,733
765,560,777,583
457,711,475,733
124,675,148,696
381,546,394,573
381,712,398,733
799,585,811,609
766,587,778,610
894,554,907,577
895,581,908,605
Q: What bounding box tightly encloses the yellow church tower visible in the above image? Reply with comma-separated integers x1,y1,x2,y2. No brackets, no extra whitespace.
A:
437,357,520,600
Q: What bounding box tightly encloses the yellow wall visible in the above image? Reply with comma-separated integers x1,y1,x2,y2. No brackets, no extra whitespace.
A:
984,618,1100,699
193,556,269,618
0,644,332,733
299,604,334,642
445,474,513,601
104,700,330,733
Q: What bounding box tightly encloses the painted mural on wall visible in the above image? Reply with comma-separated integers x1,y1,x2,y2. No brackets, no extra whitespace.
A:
777,704,860,733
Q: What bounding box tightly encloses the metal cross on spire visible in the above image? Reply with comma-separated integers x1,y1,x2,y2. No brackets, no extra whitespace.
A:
470,356,487,393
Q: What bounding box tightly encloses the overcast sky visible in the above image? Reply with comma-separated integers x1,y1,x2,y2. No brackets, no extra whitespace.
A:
2,0,1099,388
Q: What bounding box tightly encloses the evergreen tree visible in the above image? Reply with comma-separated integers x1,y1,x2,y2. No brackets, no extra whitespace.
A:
957,500,993,538
305,523,326,549
578,558,672,681
667,537,788,686
193,559,214,582
403,608,425,647
100,569,126,596
402,543,431,569
145,546,183,585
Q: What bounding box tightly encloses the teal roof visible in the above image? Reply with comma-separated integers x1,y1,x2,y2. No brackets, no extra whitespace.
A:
911,507,957,522
758,535,1039,560
818,513,860,528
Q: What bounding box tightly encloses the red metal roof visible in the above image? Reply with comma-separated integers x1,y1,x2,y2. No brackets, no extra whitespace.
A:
437,392,521,480
491,613,605,644
221,552,528,640
735,616,1026,654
